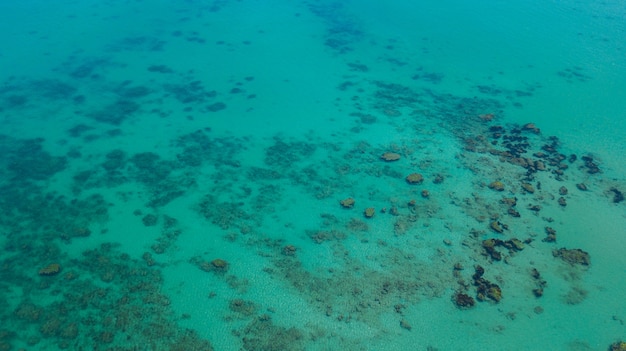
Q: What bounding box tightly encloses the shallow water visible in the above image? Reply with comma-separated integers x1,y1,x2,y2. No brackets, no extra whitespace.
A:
0,1,625,350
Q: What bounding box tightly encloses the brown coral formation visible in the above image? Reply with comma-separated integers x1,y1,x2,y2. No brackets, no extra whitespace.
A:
553,248,591,266
482,239,502,261
400,319,412,331
609,341,626,351
530,268,547,297
500,196,517,206
282,245,297,256
479,113,495,121
543,227,557,242
488,181,505,191
472,265,502,303
489,221,506,233
453,292,475,308
38,263,61,276
195,257,230,274
229,299,257,316
521,182,535,194
405,173,424,184
381,152,401,162
339,197,355,208
482,238,525,261
363,207,375,218
210,258,229,271
581,155,601,174
522,123,540,134
502,196,520,217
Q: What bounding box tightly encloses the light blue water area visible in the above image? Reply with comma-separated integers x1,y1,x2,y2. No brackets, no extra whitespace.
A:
0,0,624,350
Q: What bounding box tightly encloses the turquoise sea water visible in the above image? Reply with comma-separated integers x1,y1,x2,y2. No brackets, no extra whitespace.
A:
0,0,625,350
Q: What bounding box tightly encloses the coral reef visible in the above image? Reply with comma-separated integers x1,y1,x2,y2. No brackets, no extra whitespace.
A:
282,245,297,256
405,173,424,184
489,221,506,233
209,258,230,272
520,182,535,194
522,123,540,134
38,263,61,276
609,341,626,351
530,268,548,297
488,181,505,191
340,197,355,208
472,265,502,303
0,30,621,350
240,315,304,351
381,152,401,162
482,238,525,261
543,227,557,243
553,248,591,266
453,292,475,308
610,187,624,203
